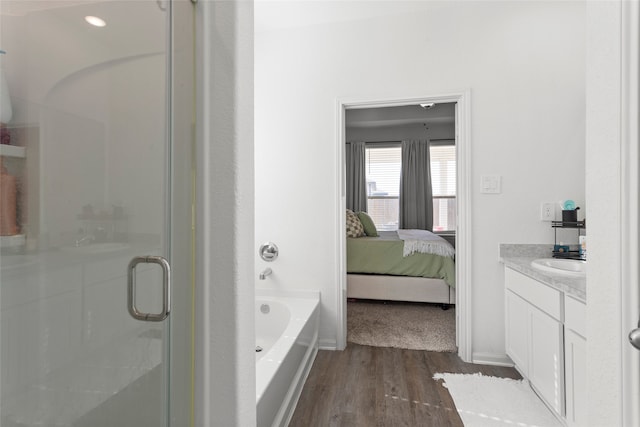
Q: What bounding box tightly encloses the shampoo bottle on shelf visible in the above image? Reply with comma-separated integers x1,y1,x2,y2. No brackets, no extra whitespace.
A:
579,235,587,260
0,159,18,236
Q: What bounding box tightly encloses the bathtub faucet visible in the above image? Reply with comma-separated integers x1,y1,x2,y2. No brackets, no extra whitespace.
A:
259,267,272,280
75,234,95,247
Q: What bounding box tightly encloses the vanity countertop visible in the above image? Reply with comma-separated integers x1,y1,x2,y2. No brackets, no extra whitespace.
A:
500,244,586,303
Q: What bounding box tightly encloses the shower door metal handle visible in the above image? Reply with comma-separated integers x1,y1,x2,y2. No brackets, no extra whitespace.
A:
127,255,171,321
629,319,640,350
629,327,640,350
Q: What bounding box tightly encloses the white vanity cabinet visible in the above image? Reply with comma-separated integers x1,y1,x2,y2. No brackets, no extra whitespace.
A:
504,267,564,415
505,289,530,375
564,296,587,427
504,266,587,425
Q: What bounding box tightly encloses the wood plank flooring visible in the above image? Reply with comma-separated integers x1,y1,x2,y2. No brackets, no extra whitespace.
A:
289,344,521,427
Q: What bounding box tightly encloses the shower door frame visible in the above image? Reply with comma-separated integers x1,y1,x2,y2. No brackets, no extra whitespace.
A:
0,0,195,425
168,0,197,425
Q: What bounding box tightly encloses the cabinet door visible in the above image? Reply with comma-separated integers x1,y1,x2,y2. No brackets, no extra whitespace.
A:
506,290,529,376
565,329,587,426
529,304,565,415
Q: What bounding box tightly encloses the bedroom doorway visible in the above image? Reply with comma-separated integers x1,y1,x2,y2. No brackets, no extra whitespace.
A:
336,92,472,362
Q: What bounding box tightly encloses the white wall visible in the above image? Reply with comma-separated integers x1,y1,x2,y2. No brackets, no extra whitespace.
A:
42,54,166,245
256,1,586,358
196,0,255,425
1,3,168,246
585,1,627,424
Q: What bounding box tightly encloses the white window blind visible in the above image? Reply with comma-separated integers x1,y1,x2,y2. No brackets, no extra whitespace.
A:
365,146,401,197
365,146,401,230
430,145,456,197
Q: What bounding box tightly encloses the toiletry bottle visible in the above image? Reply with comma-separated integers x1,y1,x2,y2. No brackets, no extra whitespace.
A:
0,49,13,126
579,235,587,260
0,160,18,236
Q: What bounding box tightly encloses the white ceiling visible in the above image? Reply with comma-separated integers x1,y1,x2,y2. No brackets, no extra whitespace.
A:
346,103,455,129
255,0,453,33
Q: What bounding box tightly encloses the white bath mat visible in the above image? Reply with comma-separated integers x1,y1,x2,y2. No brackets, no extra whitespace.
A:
433,373,563,427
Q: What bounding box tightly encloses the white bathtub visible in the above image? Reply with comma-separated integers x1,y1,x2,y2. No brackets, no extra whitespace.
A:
256,292,320,427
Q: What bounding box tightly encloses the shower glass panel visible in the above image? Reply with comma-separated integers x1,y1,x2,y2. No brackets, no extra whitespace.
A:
0,1,193,426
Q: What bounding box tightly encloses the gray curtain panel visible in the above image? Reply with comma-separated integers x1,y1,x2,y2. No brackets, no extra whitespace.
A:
399,139,433,230
345,141,367,212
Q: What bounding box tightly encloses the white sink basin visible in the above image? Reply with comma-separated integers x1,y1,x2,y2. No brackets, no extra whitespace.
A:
531,258,586,277
60,242,130,254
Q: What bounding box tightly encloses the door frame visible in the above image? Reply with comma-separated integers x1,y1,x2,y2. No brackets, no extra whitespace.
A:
335,90,473,362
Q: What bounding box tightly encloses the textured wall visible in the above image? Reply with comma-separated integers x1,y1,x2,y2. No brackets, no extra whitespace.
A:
255,1,586,361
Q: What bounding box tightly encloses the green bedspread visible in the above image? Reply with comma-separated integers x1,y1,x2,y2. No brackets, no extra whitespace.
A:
347,231,456,287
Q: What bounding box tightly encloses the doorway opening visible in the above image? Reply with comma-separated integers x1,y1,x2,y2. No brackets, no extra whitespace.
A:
335,92,472,361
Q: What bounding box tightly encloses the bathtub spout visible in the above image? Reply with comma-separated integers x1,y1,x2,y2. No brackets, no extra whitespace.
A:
259,268,272,280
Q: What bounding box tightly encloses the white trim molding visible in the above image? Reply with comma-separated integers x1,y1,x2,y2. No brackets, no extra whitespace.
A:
335,91,473,362
585,1,628,424
621,1,640,426
472,352,513,368
335,100,348,350
455,91,473,363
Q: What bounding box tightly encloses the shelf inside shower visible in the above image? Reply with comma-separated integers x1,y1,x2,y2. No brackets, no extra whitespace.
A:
0,234,26,248
0,144,26,158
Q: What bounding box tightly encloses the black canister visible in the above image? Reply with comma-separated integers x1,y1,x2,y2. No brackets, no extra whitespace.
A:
562,209,578,223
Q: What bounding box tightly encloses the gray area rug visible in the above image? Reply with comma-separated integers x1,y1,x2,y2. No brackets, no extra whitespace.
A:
347,300,457,352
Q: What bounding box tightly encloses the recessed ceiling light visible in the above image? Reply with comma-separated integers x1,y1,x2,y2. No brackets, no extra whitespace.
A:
419,102,436,109
85,16,106,27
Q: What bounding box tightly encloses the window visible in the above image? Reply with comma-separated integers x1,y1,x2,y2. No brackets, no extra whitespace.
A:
364,142,456,232
365,145,401,230
430,144,456,232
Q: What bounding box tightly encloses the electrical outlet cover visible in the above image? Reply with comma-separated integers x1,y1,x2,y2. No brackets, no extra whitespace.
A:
541,202,555,221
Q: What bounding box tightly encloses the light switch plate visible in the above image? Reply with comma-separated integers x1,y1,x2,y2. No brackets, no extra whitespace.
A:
480,175,501,194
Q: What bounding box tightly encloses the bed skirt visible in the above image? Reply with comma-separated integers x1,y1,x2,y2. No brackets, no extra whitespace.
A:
347,274,455,305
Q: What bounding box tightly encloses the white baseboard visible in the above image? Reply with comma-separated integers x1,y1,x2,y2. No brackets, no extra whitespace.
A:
318,337,338,351
319,339,514,367
472,352,514,367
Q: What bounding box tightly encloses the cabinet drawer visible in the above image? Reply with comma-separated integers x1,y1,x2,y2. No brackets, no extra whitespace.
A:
505,267,562,320
565,296,586,338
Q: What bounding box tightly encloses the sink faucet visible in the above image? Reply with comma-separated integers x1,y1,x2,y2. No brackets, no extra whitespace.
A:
259,267,272,280
75,234,95,247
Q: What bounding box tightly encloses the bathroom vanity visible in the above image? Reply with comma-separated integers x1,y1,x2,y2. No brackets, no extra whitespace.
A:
501,245,586,427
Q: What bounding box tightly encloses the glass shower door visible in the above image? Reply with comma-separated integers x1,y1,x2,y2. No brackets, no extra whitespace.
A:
0,1,193,426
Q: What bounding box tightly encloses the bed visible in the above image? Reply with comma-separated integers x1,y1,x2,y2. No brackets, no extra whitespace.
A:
346,230,456,305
